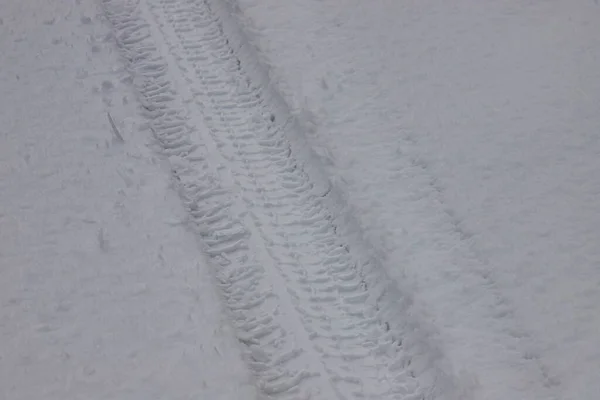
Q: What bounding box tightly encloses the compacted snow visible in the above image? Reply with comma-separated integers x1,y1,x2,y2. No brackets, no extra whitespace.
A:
2,0,599,399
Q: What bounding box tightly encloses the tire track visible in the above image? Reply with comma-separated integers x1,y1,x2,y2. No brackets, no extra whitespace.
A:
147,0,424,399
103,0,424,398
101,1,332,399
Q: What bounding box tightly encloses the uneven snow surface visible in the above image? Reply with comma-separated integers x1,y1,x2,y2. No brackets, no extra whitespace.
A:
2,0,599,400
226,0,600,399
0,1,254,399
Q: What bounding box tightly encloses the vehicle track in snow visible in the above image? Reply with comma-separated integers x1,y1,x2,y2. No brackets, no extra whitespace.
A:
101,0,423,399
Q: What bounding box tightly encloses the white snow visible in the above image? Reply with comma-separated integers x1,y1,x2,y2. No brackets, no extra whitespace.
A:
2,0,600,399
0,1,255,399
225,0,600,399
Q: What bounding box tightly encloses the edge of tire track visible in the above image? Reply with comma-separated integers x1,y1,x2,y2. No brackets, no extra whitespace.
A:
99,1,339,398
199,0,463,399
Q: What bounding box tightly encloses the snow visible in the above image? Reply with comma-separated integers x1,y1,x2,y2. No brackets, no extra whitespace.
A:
225,0,600,399
103,0,428,397
2,0,600,399
0,1,255,399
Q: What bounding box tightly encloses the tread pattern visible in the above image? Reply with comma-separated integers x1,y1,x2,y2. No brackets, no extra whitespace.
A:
102,0,424,399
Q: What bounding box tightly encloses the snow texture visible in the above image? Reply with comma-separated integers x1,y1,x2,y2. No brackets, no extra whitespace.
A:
2,0,599,399
0,1,255,399
224,0,600,399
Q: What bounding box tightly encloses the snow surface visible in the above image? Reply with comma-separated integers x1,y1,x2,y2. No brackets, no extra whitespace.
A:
2,0,599,399
0,1,255,399
224,0,600,399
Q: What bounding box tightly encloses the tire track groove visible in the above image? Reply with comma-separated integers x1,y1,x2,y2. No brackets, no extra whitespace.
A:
102,1,330,399
147,0,425,399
